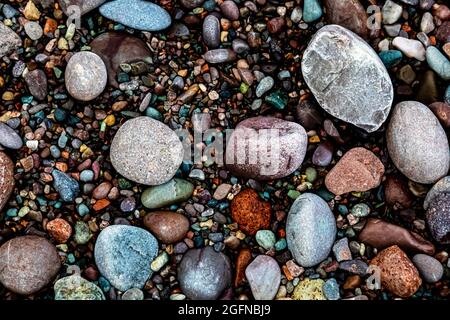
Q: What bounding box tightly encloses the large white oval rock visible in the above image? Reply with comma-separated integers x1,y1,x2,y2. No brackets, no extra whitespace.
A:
386,101,450,184
301,24,393,132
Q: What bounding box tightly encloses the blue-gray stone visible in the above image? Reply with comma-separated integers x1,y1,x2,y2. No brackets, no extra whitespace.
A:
80,170,94,182
286,193,337,267
0,122,23,150
412,254,444,283
323,278,340,300
426,46,450,81
54,274,105,300
339,259,368,276
303,0,323,23
94,225,159,292
52,169,80,202
99,0,171,31
2,4,19,18
379,50,403,68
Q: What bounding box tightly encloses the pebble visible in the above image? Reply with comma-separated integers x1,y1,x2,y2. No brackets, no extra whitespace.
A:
436,21,450,43
226,117,307,180
302,25,393,132
379,50,403,69
47,218,72,243
0,22,22,58
110,116,184,186
392,37,426,61
232,39,249,54
91,32,151,88
420,12,435,34
291,7,303,23
412,254,444,283
292,278,325,300
424,176,450,210
92,182,112,200
0,236,60,295
203,49,237,64
24,21,43,40
303,0,323,23
213,183,232,200
286,193,336,267
122,288,144,300
384,175,413,208
0,122,23,150
100,0,171,31
141,178,194,209
323,0,368,39
180,0,204,9
426,46,450,80
339,259,368,276
203,15,220,49
323,278,340,300
426,193,450,244
23,0,40,20
52,169,80,202
220,1,240,20
59,0,107,16
54,274,105,300
255,230,276,250
370,245,421,298
382,0,403,24
386,101,449,184
325,148,384,195
312,141,333,166
245,255,281,300
256,76,274,97
94,225,159,291
143,211,189,244
24,69,48,101
178,246,231,300
74,221,92,245
351,203,370,217
231,189,271,236
332,238,352,262
0,152,14,212
359,218,435,255
65,51,107,101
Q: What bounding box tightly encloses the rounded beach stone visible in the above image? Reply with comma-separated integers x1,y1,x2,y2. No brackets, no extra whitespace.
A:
325,147,384,195
386,101,449,184
226,116,308,180
203,15,220,49
286,193,336,267
65,51,107,101
301,25,393,132
426,192,450,244
245,255,281,300
46,218,72,243
323,0,368,39
143,211,189,244
24,69,47,101
0,122,23,150
178,246,232,300
231,189,271,236
424,176,450,210
0,152,15,211
110,116,184,186
59,0,107,16
54,274,105,300
0,236,61,295
412,254,444,283
94,225,159,291
141,178,194,209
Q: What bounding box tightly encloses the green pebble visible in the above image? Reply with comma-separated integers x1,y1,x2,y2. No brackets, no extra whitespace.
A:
74,221,92,245
351,203,371,217
240,83,249,94
150,252,169,272
288,190,301,199
18,206,30,218
118,178,133,189
255,230,276,250
141,178,194,209
305,167,317,182
54,67,63,78
54,275,105,300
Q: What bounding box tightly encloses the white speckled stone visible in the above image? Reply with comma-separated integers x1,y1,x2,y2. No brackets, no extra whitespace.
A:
245,255,281,300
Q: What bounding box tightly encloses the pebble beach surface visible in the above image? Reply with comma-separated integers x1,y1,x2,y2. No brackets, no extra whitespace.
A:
1,0,450,301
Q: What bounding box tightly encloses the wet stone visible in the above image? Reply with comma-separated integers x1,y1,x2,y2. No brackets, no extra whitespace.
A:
143,211,189,244
0,123,23,150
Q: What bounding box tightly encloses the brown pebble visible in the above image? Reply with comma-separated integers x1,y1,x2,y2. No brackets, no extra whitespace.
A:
267,17,285,34
92,181,113,199
0,152,14,212
343,275,361,290
231,189,271,236
143,211,189,244
234,248,252,287
384,175,414,208
429,102,450,128
370,245,421,298
46,218,72,243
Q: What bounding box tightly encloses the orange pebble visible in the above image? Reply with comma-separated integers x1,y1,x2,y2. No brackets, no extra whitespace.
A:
93,199,110,211
44,18,58,34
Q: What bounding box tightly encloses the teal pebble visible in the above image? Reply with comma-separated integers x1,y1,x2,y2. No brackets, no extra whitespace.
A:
317,189,334,201
6,208,18,217
351,203,370,217
67,253,76,264
379,50,403,68
80,170,94,182
255,230,276,250
54,108,67,122
145,107,163,121
303,0,323,23
77,203,90,216
98,277,111,292
274,238,287,251
337,204,348,215
323,278,340,300
426,46,450,81
21,96,33,104
265,91,288,110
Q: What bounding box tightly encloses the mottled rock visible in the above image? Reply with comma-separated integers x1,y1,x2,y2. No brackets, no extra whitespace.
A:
59,0,107,16
312,141,333,167
54,274,105,300
220,0,239,20
359,218,435,255
0,236,61,295
141,178,194,209
303,0,323,23
99,0,171,31
286,193,336,267
426,193,450,244
382,0,403,24
332,238,352,262
323,278,340,300
203,49,237,64
412,254,444,283
436,21,450,43
47,218,72,243
231,189,271,236
234,249,252,287
245,255,281,300
325,148,384,195
226,117,308,180
0,152,14,212
386,101,449,184
370,245,421,298
0,122,23,150
324,0,368,38
143,211,189,244
302,25,393,132
178,246,232,300
65,51,107,101
52,169,80,202
203,15,220,49
292,278,326,300
0,22,21,58
24,69,47,101
24,21,43,40
94,225,159,291
424,176,450,210
426,46,450,81
110,117,184,186
392,37,426,61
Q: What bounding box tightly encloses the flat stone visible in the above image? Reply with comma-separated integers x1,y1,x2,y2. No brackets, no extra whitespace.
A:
0,152,14,212
386,101,449,184
24,21,43,40
143,211,189,244
392,37,426,61
245,255,281,300
231,189,271,236
203,49,237,64
286,193,336,267
226,116,308,180
141,178,194,209
424,176,450,210
110,117,184,186
426,193,450,244
54,274,105,300
94,225,159,291
24,69,47,101
370,245,421,298
332,238,352,262
58,0,107,16
325,147,384,195
0,236,61,295
203,15,220,49
426,46,450,81
359,218,435,255
412,254,444,283
91,32,151,88
178,246,231,300
65,51,107,101
324,0,368,39
99,0,171,31
302,25,393,132
0,22,22,58
52,169,80,202
0,122,23,149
